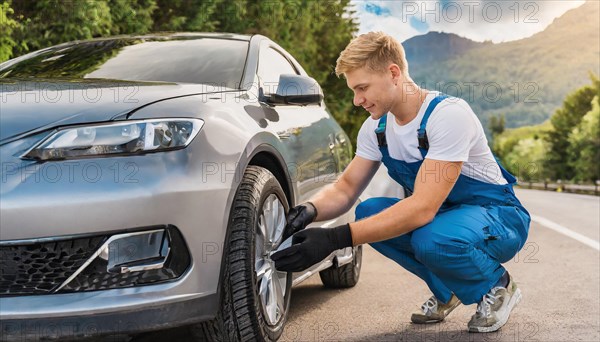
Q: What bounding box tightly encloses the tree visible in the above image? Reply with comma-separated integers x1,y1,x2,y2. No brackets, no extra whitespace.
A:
567,95,600,181
0,1,19,61
9,0,113,58
151,0,222,32
493,122,552,181
488,113,505,152
489,114,505,136
108,0,157,35
544,74,599,179
504,136,548,182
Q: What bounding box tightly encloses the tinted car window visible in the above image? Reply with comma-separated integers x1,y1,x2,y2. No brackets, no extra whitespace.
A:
257,47,298,94
0,38,249,89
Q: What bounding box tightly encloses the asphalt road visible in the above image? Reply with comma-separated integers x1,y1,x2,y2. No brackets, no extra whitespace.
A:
129,188,599,342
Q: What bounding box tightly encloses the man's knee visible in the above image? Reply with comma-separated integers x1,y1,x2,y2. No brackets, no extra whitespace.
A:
355,197,400,220
410,229,467,267
410,230,437,264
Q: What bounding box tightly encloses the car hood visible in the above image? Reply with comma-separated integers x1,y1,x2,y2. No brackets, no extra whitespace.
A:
0,78,237,143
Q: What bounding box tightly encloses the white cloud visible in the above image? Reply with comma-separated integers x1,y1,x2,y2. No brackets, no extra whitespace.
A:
353,0,586,43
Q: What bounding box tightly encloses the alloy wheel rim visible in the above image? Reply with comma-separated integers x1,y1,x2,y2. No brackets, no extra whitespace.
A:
255,194,288,326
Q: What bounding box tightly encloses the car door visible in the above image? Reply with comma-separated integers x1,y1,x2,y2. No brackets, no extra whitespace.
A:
255,42,338,204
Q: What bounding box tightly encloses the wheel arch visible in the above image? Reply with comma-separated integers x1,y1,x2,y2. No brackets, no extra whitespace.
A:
246,147,294,209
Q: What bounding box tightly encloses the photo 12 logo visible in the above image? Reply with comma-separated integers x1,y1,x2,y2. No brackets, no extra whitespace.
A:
1,161,139,184
0,82,140,104
400,1,539,24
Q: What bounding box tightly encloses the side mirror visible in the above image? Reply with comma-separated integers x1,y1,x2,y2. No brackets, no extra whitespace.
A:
267,74,324,106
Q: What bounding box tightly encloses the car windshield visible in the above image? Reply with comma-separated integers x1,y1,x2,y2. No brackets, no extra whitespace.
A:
0,37,249,89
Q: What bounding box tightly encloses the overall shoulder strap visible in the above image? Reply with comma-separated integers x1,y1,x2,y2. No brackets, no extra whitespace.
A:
375,114,387,147
417,94,449,158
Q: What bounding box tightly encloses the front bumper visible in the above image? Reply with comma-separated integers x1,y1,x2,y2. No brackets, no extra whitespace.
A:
1,291,218,341
0,144,239,339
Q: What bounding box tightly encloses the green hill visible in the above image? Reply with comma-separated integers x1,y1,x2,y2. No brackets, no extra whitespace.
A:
404,1,600,132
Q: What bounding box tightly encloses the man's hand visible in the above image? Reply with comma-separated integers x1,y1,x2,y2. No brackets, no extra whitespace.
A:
284,202,318,238
271,224,353,272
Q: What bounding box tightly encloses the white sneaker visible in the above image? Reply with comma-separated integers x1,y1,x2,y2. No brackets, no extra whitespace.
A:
411,294,461,324
468,274,522,333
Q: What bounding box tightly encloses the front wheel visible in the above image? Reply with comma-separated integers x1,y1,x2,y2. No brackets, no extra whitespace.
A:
193,166,291,341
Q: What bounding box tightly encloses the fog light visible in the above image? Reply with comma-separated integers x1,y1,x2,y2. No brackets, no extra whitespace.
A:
99,229,170,274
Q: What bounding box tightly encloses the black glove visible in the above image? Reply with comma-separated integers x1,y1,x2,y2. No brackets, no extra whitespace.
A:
283,202,318,239
271,223,353,272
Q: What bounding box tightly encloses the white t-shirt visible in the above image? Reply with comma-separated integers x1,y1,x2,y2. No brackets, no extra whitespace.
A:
356,92,508,185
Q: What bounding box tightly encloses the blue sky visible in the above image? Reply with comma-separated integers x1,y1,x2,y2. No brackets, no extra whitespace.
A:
354,0,586,43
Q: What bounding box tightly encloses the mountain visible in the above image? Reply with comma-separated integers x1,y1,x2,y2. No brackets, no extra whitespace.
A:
403,1,600,131
404,32,491,67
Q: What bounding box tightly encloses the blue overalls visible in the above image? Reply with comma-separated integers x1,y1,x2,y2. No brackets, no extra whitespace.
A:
355,95,531,305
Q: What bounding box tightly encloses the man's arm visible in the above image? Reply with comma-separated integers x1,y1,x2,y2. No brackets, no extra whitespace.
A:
309,156,381,221
349,158,463,245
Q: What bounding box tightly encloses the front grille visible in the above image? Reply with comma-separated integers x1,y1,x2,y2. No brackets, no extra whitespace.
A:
59,257,178,292
0,226,190,297
0,236,107,296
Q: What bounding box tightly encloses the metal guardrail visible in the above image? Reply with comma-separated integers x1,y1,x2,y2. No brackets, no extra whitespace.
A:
516,181,600,196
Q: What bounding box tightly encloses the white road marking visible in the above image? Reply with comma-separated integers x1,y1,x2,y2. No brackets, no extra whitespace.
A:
531,214,600,251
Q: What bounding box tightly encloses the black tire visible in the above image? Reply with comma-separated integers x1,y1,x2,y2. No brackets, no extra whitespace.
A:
319,245,362,288
192,166,292,342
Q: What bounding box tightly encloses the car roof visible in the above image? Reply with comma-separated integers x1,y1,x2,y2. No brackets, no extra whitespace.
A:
55,32,253,46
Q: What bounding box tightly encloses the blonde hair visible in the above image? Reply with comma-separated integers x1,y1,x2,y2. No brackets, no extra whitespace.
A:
335,31,410,78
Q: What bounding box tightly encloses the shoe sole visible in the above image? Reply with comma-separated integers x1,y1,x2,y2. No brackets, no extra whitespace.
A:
411,317,444,324
468,288,522,333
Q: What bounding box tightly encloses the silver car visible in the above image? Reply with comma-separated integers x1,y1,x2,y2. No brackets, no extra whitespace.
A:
0,33,362,341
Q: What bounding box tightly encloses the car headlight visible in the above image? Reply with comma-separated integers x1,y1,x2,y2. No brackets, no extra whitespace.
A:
21,118,204,161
